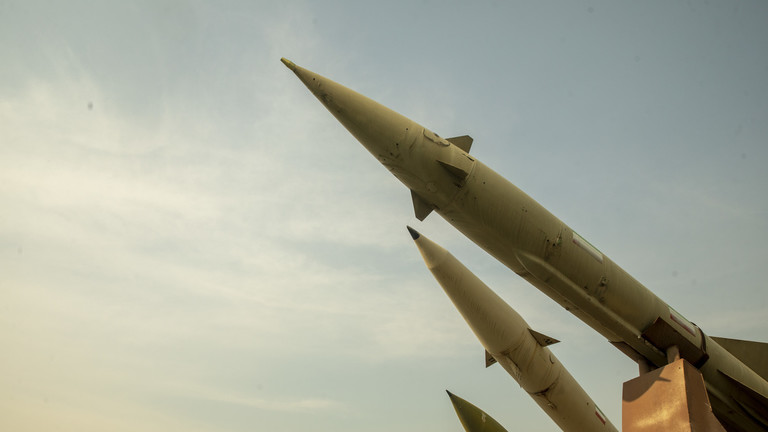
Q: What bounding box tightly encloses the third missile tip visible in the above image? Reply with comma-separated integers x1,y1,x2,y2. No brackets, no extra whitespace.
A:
280,57,297,71
407,226,420,240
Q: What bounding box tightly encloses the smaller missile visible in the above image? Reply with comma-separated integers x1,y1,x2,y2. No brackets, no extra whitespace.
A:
447,390,508,432
409,227,616,432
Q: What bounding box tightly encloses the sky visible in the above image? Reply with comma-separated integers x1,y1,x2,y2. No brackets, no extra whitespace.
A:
2,1,767,431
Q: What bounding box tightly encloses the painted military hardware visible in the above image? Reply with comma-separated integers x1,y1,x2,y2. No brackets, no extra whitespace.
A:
411,227,617,431
282,58,768,432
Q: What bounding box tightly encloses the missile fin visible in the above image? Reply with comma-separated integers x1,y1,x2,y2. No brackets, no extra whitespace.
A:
437,160,471,181
485,350,497,368
712,337,768,381
435,143,475,182
447,135,473,153
410,190,434,221
718,369,768,427
529,329,560,347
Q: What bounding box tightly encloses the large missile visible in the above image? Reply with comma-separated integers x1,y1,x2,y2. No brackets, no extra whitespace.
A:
282,59,768,432
411,227,617,432
447,391,509,432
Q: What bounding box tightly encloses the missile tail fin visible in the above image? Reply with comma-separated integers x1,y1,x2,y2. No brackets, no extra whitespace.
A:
712,337,768,381
447,135,473,153
411,190,434,221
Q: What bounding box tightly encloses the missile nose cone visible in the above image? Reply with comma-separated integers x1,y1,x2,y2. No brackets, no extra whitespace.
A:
408,229,448,269
447,391,509,432
280,57,297,71
282,59,419,169
407,226,420,240
279,57,320,89
446,389,458,402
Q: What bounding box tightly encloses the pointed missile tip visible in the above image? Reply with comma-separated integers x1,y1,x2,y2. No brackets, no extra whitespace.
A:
280,57,297,72
446,390,462,409
407,226,420,240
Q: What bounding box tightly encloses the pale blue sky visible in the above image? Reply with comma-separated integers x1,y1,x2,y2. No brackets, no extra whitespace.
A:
2,1,767,431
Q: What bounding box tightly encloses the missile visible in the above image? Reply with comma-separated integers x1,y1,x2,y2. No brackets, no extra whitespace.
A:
410,227,617,432
447,391,509,432
283,59,768,431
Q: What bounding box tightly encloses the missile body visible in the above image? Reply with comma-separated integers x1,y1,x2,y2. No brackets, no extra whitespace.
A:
447,391,509,432
283,59,768,431
412,228,617,432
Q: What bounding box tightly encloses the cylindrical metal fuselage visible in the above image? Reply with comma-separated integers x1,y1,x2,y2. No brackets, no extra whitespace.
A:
414,230,617,431
412,139,768,432
284,60,768,432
